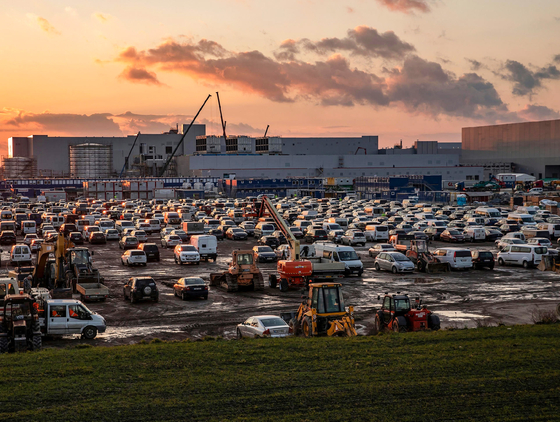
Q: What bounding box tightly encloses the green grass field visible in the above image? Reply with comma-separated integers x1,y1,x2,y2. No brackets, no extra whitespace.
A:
1,325,559,421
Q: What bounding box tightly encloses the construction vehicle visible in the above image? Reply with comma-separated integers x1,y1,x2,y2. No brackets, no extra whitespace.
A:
257,196,345,292
374,292,440,333
389,234,414,253
0,293,42,353
0,278,21,305
282,282,356,337
210,250,265,292
537,255,560,273
33,236,104,298
406,240,450,273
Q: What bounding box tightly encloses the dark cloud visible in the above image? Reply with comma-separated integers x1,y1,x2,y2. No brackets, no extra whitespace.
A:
119,66,163,85
300,26,415,60
517,104,560,121
5,111,121,135
114,35,522,122
503,60,560,96
553,54,560,63
376,0,431,14
386,55,509,121
467,59,483,71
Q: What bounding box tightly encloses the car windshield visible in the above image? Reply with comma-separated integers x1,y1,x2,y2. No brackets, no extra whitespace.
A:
535,247,547,254
338,251,359,261
394,298,410,311
393,254,409,261
180,245,197,252
257,247,273,253
260,317,287,328
184,278,204,285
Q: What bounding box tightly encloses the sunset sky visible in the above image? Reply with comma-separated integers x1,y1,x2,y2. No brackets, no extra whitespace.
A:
1,0,559,154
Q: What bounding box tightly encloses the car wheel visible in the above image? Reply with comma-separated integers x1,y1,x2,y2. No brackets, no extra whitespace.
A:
523,260,529,269
82,326,97,340
391,266,398,274
498,258,505,266
237,329,243,340
374,314,383,333
374,263,380,271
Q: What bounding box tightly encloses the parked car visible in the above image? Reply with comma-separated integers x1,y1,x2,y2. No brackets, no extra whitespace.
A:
484,229,502,242
23,234,38,246
340,230,366,247
208,228,225,241
0,231,17,245
123,277,159,303
130,230,148,243
30,238,44,253
236,315,290,339
89,232,107,245
471,250,495,270
105,229,120,241
440,229,465,243
368,243,397,258
432,248,473,270
424,226,446,241
226,227,248,240
253,245,277,263
303,228,328,244
170,230,189,242
173,277,208,300
121,249,148,267
328,230,345,243
374,251,415,274
10,244,32,266
527,237,552,247
409,230,429,241
239,221,255,236
496,237,525,250
258,235,280,249
138,243,160,262
119,236,139,250
174,244,201,265
160,227,174,239
161,234,182,249
289,227,304,239
271,230,287,244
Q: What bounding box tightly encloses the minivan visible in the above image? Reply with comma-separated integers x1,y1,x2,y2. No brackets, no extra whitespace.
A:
497,245,547,268
432,248,473,270
10,244,32,266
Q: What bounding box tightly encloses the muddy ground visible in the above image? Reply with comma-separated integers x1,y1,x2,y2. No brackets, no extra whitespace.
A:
3,234,559,347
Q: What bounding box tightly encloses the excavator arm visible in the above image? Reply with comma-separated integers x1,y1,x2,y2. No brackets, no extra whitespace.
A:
257,196,300,260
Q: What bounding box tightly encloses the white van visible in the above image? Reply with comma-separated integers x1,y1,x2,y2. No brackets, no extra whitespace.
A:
463,226,486,242
503,232,526,242
76,219,89,234
466,217,486,226
508,213,537,227
312,243,363,276
537,223,560,238
433,248,473,270
22,220,37,235
497,245,547,268
475,207,501,218
46,215,64,228
364,224,389,241
189,235,217,262
10,244,32,266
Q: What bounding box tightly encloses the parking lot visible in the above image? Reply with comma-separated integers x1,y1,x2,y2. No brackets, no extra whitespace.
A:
4,230,557,347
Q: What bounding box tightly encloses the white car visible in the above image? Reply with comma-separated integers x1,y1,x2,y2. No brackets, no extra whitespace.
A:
173,244,200,265
121,250,147,267
162,235,182,249
105,229,120,241
236,315,290,339
131,230,148,243
23,234,38,246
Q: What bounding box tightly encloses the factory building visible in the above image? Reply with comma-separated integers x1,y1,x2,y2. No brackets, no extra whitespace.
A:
461,119,560,179
6,124,484,181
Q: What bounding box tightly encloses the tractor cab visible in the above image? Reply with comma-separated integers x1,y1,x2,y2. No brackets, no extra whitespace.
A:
1,294,41,353
67,248,93,275
380,294,411,325
410,240,428,253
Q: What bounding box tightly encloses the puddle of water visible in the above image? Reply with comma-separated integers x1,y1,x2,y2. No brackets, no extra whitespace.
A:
101,324,184,340
437,310,489,321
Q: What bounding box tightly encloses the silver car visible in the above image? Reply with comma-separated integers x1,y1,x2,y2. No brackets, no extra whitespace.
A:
236,315,290,339
374,251,415,274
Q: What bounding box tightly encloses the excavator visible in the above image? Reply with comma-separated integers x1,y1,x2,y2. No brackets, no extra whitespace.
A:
282,282,357,337
257,196,314,292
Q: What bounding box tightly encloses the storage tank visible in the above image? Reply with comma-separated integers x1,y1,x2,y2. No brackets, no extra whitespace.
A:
2,157,37,178
193,182,204,190
204,182,214,191
69,143,112,178
182,182,193,189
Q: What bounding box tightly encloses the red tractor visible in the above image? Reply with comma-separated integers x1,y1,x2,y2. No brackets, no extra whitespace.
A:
374,293,440,333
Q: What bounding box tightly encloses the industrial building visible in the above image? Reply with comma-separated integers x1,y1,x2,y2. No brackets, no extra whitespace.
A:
461,119,560,179
355,175,450,203
6,124,485,181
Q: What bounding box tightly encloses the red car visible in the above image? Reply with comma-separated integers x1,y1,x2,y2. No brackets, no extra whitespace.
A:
439,229,465,243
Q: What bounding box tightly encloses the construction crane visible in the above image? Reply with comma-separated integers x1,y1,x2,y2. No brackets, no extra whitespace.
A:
264,125,269,137
119,132,140,179
216,92,227,141
159,94,212,177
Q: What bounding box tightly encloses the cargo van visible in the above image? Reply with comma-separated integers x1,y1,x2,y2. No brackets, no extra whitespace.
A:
463,227,486,242
433,248,473,270
189,235,217,262
0,210,13,221
364,224,389,241
21,220,37,235
508,213,536,227
475,207,501,218
537,223,560,238
10,244,32,266
312,243,363,276
497,245,547,268
521,228,550,240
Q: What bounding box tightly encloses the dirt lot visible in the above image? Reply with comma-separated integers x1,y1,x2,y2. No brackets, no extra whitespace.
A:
4,234,559,347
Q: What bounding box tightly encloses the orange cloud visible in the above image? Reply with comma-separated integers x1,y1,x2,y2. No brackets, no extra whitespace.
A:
376,0,431,14
118,66,163,86
27,15,61,35
93,12,113,23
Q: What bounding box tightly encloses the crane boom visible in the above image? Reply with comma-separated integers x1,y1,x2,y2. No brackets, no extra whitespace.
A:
257,196,300,261
119,131,141,179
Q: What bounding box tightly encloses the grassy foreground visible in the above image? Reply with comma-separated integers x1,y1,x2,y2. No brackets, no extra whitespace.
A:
0,325,559,421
